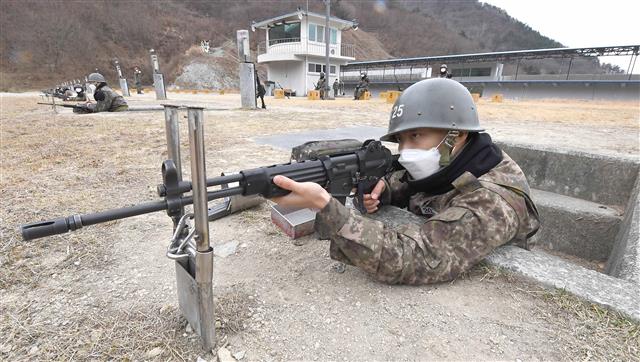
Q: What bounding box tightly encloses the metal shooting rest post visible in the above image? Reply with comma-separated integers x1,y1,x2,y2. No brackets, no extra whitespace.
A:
114,59,130,97
161,104,262,350
150,49,167,100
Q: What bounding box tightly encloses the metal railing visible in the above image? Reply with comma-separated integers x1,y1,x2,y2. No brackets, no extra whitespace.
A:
269,37,300,46
258,40,355,59
340,70,640,83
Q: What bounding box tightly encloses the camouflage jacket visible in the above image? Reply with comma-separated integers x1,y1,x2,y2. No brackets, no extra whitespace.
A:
314,151,540,285
356,79,369,89
316,78,327,90
94,85,128,112
134,71,142,86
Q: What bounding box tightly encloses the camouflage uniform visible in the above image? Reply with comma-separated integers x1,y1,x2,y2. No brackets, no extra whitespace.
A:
92,85,128,112
134,68,143,94
314,151,540,285
354,76,369,100
316,76,327,99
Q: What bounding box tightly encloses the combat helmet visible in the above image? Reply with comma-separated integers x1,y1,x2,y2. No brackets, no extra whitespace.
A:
88,72,106,83
380,78,483,165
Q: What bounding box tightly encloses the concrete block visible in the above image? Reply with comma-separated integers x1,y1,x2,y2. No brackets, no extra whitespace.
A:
531,189,622,261
487,245,640,321
153,73,167,100
606,171,640,284
498,142,639,207
118,78,130,97
239,62,256,109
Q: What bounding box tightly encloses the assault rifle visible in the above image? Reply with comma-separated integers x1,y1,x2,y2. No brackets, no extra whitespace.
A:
37,102,93,113
21,139,398,241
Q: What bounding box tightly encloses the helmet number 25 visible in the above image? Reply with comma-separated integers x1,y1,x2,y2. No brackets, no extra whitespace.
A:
391,104,404,118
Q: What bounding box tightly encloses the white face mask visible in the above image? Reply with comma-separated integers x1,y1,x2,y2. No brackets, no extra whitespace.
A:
398,135,448,180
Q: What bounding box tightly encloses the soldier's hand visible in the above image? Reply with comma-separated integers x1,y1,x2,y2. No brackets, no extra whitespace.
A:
363,180,386,214
271,175,331,210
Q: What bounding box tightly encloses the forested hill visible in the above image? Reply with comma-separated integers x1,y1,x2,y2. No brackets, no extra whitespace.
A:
0,0,611,90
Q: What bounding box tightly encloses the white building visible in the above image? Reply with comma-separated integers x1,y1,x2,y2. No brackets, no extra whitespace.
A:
252,10,357,96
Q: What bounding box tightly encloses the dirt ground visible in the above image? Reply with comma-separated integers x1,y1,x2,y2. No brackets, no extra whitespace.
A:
1,92,639,361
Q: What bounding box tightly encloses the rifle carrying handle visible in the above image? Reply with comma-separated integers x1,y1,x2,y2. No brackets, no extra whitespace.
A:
20,216,79,241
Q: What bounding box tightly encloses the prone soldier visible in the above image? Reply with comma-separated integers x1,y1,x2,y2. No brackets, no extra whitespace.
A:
76,72,129,113
272,78,540,284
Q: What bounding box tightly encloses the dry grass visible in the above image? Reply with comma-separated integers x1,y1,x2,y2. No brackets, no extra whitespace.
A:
0,285,254,360
471,262,640,361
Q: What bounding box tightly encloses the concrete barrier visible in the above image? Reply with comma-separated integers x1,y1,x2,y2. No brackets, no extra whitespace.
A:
532,189,622,261
498,142,639,207
606,171,640,284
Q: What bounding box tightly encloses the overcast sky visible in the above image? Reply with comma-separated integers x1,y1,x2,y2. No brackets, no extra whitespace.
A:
482,0,640,73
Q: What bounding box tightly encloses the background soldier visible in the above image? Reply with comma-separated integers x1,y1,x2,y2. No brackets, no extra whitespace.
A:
270,78,540,285
315,72,327,100
78,72,128,113
353,73,369,100
333,78,339,98
256,70,266,109
439,64,453,78
134,67,143,94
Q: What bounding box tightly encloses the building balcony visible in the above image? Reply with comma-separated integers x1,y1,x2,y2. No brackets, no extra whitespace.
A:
257,38,355,63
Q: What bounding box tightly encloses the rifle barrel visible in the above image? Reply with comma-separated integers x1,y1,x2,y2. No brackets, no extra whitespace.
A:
20,186,244,240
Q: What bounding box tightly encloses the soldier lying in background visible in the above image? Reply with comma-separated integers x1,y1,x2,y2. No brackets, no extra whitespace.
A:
62,84,86,102
73,72,128,113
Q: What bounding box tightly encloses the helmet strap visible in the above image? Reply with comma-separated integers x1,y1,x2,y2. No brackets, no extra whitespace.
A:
438,130,460,167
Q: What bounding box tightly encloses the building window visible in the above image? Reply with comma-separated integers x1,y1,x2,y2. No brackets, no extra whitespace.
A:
470,67,491,76
308,23,338,44
308,63,336,74
269,22,301,45
308,24,316,41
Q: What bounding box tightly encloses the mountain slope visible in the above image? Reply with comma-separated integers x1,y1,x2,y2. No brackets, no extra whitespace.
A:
0,0,612,90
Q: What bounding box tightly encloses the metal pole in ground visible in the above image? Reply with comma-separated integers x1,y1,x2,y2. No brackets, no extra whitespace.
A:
114,59,130,96
163,105,184,227
187,106,216,350
324,0,333,100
